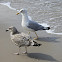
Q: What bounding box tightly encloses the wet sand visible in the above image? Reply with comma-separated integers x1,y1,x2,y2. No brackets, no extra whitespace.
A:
0,5,62,62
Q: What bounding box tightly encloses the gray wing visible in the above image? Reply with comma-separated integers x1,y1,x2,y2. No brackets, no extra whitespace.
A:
11,33,30,47
27,20,44,31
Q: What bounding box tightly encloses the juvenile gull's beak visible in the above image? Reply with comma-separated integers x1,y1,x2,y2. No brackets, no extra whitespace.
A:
16,13,19,15
6,29,9,32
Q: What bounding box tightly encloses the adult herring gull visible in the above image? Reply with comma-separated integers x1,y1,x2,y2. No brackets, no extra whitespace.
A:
6,26,41,55
16,9,50,39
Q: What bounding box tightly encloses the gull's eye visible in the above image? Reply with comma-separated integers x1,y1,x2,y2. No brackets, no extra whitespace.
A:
9,28,12,30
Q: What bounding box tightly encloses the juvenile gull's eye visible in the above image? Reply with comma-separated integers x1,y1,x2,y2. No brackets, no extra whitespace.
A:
9,28,12,30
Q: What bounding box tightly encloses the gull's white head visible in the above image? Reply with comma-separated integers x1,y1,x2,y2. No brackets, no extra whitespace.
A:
16,8,27,15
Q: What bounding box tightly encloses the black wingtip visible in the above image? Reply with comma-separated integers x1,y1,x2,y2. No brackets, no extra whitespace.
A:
43,27,50,30
48,27,50,30
33,41,42,47
33,43,42,47
38,44,42,46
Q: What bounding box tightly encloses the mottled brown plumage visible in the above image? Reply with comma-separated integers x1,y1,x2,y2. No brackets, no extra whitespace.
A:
6,26,41,55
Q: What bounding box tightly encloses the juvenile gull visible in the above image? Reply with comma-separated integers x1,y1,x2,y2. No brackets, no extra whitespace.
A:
6,26,41,55
16,9,50,39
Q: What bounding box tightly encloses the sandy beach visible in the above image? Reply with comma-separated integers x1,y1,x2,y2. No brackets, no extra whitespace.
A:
0,4,62,62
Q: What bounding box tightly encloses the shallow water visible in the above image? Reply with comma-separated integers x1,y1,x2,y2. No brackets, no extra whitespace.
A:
0,0,62,35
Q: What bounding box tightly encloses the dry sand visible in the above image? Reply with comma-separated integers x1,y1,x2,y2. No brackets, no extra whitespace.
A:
0,5,62,62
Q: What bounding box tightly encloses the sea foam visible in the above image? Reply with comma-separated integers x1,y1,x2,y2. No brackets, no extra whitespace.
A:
0,2,62,35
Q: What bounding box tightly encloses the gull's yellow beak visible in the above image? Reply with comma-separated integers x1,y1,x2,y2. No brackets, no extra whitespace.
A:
16,13,20,15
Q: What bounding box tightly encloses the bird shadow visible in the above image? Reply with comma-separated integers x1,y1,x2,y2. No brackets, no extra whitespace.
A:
36,37,60,43
27,53,58,61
